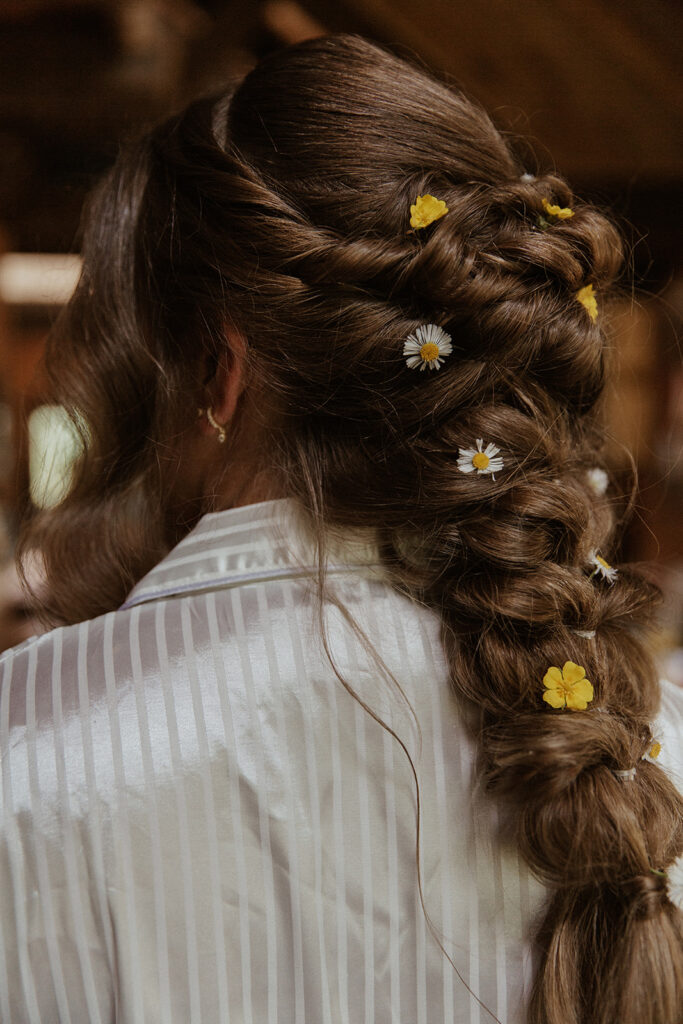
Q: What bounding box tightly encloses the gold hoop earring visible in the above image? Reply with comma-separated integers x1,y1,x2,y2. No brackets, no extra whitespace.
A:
205,406,227,444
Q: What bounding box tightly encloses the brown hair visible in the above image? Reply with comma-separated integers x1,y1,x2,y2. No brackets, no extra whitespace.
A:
21,34,683,1023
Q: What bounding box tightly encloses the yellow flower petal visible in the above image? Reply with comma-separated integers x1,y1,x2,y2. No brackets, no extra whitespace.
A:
562,661,586,685
576,284,598,322
542,198,574,220
543,666,564,689
410,194,449,230
565,693,589,711
565,678,594,710
543,688,566,709
649,741,661,760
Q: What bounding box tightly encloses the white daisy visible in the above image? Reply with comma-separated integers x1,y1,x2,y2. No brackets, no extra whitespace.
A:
589,552,618,584
643,732,662,764
666,855,683,911
403,323,453,371
586,467,609,496
457,439,504,479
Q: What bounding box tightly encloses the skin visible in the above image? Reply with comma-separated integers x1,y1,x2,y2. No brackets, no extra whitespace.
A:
190,327,280,513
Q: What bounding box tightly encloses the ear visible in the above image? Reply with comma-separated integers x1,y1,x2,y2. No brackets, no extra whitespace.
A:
200,326,248,433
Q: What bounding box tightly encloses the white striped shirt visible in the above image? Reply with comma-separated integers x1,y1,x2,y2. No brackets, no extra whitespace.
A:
1,498,681,1023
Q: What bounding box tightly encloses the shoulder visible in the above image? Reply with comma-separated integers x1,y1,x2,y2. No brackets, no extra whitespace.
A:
0,609,126,730
656,679,683,791
658,677,683,717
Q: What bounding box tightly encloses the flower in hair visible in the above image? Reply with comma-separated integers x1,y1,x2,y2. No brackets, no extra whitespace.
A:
589,552,618,584
410,194,449,230
457,439,504,479
541,198,574,220
586,467,609,496
667,855,683,911
643,728,663,763
404,323,453,371
543,661,594,711
576,284,598,322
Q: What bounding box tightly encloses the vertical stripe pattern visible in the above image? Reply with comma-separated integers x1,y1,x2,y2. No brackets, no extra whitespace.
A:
1,497,655,1022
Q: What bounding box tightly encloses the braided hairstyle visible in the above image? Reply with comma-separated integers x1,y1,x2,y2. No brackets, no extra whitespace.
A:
24,34,683,1023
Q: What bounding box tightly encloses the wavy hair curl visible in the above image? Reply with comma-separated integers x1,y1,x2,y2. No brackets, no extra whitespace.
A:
21,34,683,1024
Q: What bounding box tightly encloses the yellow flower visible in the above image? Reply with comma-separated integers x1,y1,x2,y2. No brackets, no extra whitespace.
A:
542,197,574,220
576,284,598,322
410,194,449,230
649,741,662,760
543,661,594,711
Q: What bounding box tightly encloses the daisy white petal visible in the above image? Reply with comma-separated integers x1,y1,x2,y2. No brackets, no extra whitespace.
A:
456,448,478,473
589,552,618,584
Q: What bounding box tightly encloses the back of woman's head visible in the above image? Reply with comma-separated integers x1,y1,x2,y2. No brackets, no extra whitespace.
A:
24,33,683,1024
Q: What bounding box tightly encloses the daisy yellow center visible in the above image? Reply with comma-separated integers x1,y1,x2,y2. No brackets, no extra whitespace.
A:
596,555,611,570
472,452,489,470
420,342,440,362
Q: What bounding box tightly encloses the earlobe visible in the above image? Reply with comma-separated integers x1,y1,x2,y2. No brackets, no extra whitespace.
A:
207,327,248,429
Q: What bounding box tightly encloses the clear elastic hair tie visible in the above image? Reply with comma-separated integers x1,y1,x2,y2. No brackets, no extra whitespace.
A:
572,629,596,639
613,767,637,781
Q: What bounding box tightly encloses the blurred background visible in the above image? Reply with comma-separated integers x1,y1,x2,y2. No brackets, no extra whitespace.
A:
0,0,681,674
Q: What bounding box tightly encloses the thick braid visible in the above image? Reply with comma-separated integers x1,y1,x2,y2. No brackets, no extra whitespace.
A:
391,234,682,1018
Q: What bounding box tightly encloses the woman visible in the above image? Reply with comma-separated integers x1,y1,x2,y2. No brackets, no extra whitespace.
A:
1,34,682,1024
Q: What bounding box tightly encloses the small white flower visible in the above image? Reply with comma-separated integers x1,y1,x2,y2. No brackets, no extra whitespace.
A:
403,323,453,371
667,854,683,911
457,438,504,479
643,732,662,764
589,552,618,584
586,467,609,496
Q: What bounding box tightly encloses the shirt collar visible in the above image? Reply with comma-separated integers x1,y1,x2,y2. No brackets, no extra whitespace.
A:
120,497,383,610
